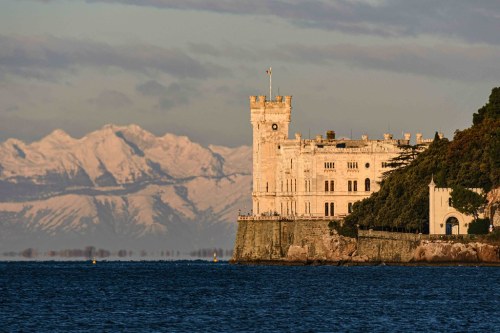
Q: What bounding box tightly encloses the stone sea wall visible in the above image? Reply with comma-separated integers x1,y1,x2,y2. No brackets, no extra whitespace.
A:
231,219,500,264
232,219,357,263
356,230,424,262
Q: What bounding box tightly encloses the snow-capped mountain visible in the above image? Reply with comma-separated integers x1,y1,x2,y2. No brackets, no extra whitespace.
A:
0,125,252,253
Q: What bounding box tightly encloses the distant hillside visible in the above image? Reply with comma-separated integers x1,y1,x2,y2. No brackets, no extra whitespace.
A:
346,87,500,232
0,125,252,253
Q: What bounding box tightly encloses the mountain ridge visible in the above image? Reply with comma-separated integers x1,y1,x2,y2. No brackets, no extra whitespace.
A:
0,124,252,252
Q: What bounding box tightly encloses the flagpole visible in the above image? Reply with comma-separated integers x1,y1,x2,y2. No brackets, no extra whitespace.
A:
269,67,272,101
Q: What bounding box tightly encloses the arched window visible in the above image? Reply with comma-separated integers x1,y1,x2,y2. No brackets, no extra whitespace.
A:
325,181,329,192
353,181,358,192
325,202,329,216
348,181,352,192
330,180,335,192
330,203,335,216
365,178,370,192
348,202,353,213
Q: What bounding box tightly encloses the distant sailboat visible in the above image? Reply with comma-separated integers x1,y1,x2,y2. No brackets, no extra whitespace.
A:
213,252,218,263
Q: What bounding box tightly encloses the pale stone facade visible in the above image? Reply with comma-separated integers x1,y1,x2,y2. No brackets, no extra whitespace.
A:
428,178,483,235
250,95,433,219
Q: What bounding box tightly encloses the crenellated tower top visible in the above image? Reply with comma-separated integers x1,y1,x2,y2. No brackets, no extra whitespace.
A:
249,95,292,108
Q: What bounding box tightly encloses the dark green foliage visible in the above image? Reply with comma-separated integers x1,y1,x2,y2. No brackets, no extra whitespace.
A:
328,220,357,238
382,144,427,178
483,228,500,244
450,186,487,221
467,218,490,235
473,87,500,126
345,87,500,232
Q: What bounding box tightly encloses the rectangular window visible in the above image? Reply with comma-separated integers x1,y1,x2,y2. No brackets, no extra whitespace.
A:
325,180,329,192
325,203,329,216
330,180,334,192
348,203,353,213
325,162,335,169
348,181,352,192
354,181,357,192
330,203,335,216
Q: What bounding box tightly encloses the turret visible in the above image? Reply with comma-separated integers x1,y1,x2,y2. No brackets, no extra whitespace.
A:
250,95,292,215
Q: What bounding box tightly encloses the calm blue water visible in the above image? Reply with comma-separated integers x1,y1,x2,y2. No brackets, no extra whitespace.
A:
1,261,499,332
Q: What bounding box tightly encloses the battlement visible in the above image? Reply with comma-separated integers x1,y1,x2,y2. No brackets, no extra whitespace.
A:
250,95,292,109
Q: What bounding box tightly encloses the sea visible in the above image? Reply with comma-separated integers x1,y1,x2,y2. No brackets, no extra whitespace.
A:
1,261,499,332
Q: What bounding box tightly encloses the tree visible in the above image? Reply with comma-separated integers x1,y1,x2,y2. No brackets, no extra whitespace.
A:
467,218,490,234
450,185,487,222
382,144,427,178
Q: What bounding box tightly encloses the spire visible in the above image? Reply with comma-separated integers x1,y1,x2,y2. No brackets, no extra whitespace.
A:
429,174,436,187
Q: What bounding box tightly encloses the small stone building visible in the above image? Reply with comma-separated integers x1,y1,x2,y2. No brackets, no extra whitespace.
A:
428,178,483,235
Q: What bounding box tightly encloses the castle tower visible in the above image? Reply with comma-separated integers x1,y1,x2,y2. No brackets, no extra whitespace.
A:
250,95,292,215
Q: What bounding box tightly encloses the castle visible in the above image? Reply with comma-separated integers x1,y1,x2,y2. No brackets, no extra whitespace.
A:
245,95,434,220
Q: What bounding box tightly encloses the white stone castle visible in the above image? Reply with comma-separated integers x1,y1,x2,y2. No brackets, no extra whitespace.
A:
247,95,434,219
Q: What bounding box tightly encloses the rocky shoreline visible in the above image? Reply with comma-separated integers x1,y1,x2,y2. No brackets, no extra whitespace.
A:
229,259,500,266
231,219,500,265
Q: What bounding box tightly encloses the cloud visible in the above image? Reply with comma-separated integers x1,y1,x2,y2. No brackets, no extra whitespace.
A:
158,82,197,110
136,80,167,97
0,35,228,81
276,43,500,81
80,0,500,45
88,90,133,109
190,41,500,81
136,79,197,110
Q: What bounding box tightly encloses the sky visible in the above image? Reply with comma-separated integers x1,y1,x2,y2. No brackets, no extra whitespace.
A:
0,0,498,147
